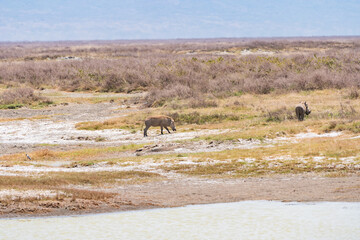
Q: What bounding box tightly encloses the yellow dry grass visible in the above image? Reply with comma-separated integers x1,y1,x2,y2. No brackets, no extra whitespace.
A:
73,89,360,136
0,144,145,162
39,90,133,106
1,89,359,183
0,171,161,189
0,115,50,122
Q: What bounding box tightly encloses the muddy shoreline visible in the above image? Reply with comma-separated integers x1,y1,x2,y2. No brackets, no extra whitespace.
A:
2,174,359,219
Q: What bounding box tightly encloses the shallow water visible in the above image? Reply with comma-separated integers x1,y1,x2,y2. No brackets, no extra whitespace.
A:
0,201,359,240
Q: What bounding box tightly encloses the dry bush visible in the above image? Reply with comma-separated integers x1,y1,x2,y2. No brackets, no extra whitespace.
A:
265,106,294,122
187,97,218,108
170,111,239,125
338,102,358,118
322,120,360,133
0,87,47,105
1,39,360,107
346,88,359,99
31,149,56,159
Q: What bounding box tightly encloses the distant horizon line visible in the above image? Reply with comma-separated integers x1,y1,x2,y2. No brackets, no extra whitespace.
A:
1,35,360,44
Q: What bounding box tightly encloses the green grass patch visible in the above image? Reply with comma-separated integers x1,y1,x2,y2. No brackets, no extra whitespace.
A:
0,103,24,109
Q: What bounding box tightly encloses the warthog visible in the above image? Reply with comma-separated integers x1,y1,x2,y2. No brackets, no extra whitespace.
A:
144,115,176,137
295,101,311,121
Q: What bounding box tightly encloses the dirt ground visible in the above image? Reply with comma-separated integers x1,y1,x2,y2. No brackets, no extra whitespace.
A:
0,95,238,155
1,92,359,218
2,174,360,218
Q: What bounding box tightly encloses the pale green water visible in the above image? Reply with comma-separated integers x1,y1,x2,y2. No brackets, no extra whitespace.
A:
0,201,359,240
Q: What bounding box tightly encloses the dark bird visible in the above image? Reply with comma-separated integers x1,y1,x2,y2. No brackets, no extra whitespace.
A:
26,154,32,160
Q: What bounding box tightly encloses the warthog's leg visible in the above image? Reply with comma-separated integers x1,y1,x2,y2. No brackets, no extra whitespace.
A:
144,126,149,137
160,126,164,134
295,107,304,121
164,126,171,133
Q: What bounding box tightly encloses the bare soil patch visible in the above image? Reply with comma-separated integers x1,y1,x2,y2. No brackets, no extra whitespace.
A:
1,174,359,218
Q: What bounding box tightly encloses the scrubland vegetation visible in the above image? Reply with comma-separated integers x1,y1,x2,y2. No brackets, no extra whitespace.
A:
0,87,52,109
1,38,360,107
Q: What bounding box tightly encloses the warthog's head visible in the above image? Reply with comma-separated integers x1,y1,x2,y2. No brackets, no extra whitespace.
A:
304,102,311,115
169,117,176,131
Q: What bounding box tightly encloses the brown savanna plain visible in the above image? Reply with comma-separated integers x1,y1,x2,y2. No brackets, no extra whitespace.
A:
0,38,360,218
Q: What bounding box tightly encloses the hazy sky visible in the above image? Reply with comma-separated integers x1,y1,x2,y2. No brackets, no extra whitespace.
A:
0,0,359,41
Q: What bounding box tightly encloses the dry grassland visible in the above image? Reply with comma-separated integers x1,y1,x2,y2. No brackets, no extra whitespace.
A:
1,38,360,217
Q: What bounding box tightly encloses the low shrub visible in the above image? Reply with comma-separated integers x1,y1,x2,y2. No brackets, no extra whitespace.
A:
346,89,359,99
1,39,360,108
170,111,239,125
0,87,51,107
322,120,360,133
265,107,294,122
187,97,218,108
